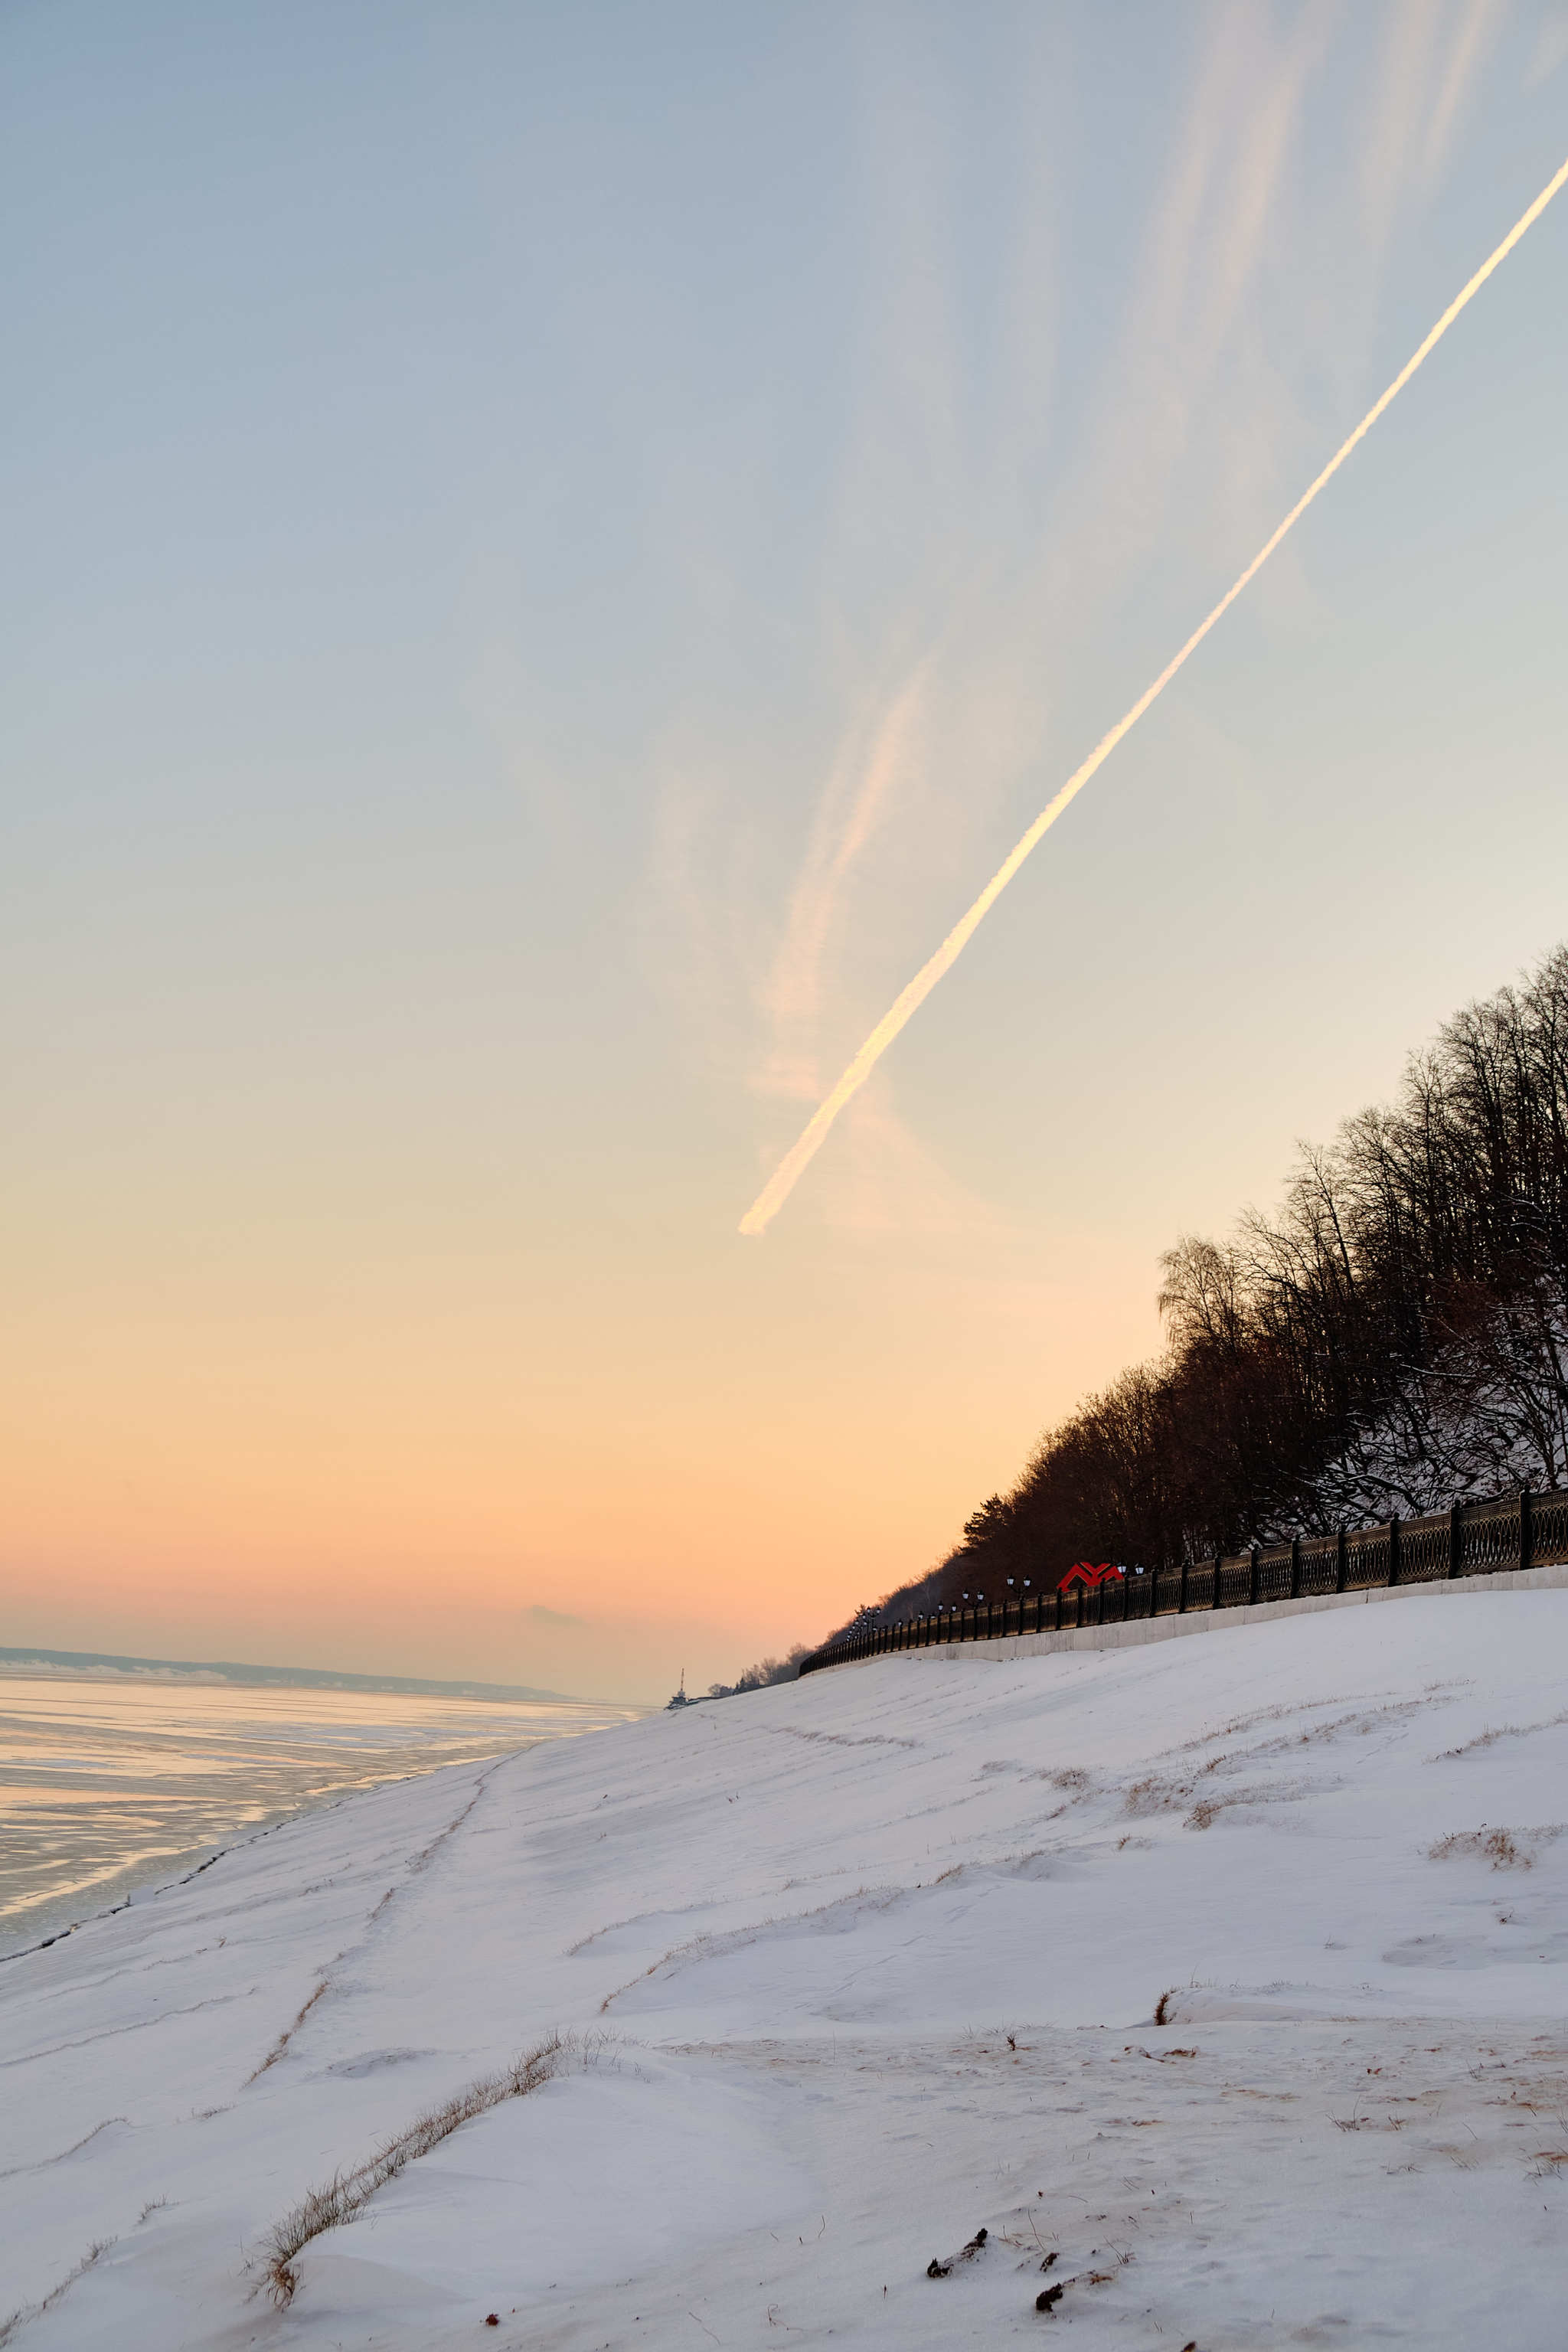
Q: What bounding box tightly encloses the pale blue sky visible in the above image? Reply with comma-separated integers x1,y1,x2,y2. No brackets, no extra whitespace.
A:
5,2,1568,1695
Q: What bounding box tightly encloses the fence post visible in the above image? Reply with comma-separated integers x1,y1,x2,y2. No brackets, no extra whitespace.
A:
1521,1485,1533,1573
1213,1551,1223,1609
1289,1534,1301,1599
1389,1513,1400,1586
1449,1500,1464,1579
1335,1528,1348,1592
1178,1558,1188,1614
1249,1546,1259,1606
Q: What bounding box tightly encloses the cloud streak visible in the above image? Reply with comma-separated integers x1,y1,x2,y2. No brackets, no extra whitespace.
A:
757,661,930,1105
740,146,1568,1238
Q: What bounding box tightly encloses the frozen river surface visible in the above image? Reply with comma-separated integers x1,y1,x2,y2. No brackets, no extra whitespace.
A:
0,1674,642,1952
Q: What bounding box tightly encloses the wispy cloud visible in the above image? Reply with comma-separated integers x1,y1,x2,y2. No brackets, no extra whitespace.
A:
742,135,1568,1232
643,3,1524,1240
1525,8,1568,89
1424,1,1508,178
756,658,931,1105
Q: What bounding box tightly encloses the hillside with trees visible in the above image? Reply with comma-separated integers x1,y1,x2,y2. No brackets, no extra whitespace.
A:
849,942,1568,1635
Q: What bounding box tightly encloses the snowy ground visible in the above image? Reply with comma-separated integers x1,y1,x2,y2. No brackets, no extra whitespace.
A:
3,1591,1567,2349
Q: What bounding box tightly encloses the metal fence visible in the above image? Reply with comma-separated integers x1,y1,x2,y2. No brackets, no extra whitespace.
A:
797,1483,1568,1677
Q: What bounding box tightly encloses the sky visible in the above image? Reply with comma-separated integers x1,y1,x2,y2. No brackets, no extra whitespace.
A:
4,1,1568,1705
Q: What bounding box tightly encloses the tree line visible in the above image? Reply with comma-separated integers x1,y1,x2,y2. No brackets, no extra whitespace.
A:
854,942,1568,1632
704,1645,812,1698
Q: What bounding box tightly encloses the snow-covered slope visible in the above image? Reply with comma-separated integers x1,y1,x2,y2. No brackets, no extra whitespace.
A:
4,1592,1567,2349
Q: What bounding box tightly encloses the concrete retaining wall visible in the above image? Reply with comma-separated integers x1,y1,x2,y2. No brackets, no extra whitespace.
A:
816,1562,1568,1673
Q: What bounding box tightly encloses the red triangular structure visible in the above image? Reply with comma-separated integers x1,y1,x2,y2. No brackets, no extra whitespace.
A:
1057,1561,1125,1591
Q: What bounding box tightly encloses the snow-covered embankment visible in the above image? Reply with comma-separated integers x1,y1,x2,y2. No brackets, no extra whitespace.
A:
4,1592,1567,2348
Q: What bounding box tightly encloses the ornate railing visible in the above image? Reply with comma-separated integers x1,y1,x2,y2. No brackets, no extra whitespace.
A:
797,1482,1568,1677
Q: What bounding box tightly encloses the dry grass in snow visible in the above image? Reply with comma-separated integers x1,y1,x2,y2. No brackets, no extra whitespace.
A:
255,2031,567,2308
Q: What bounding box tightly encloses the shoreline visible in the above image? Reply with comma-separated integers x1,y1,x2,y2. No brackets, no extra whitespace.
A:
0,1673,651,1965
0,1743,541,1966
0,1644,648,1709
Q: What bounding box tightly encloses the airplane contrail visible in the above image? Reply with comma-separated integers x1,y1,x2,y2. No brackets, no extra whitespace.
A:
740,151,1568,1239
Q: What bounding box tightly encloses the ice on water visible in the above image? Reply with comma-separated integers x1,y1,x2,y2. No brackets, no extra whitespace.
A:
0,1675,637,1949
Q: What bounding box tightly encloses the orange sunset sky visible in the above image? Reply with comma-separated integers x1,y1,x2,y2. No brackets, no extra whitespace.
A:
6,4,1568,1700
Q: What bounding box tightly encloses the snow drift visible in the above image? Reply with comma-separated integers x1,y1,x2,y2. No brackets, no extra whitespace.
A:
3,1589,1568,2348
